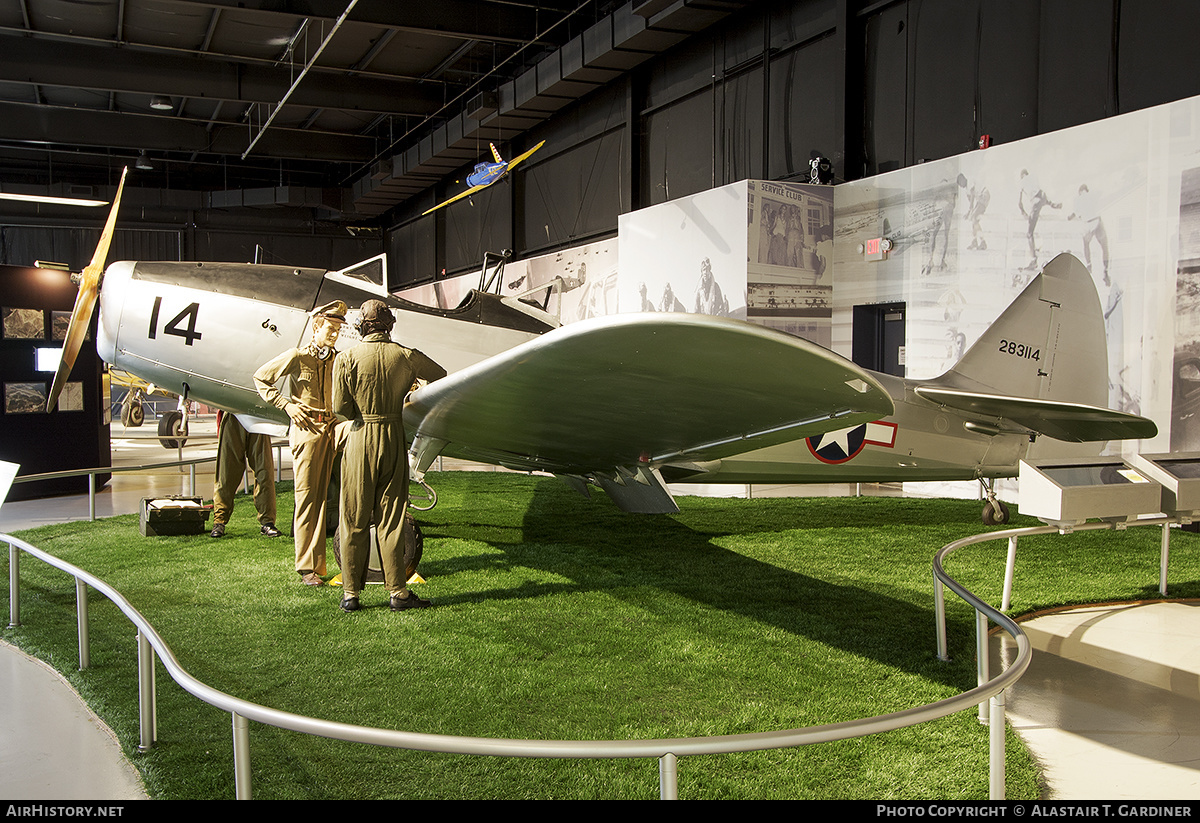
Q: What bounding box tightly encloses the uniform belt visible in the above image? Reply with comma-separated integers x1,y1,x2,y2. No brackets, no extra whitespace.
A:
360,413,403,424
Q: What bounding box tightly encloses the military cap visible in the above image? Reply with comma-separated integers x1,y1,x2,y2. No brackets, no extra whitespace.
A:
311,300,348,322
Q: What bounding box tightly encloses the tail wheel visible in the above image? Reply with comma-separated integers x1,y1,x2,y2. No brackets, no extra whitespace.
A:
982,500,1011,526
128,397,145,426
122,396,145,427
158,410,188,448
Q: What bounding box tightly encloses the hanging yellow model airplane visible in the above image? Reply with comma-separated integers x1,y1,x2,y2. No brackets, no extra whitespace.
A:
421,140,546,215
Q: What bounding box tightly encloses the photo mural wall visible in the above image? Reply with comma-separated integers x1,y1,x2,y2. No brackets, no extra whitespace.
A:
395,94,1200,500
834,95,1200,466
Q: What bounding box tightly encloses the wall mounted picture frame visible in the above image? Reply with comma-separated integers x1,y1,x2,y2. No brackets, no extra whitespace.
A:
2,308,45,339
5,381,47,414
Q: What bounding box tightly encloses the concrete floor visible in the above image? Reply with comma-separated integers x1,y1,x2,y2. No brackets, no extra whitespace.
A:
0,421,1197,799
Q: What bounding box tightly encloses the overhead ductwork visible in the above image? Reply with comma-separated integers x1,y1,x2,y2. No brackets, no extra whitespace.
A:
351,0,749,217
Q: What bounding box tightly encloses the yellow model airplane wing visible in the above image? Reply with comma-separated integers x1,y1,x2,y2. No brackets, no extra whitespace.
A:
421,182,491,216
504,140,545,171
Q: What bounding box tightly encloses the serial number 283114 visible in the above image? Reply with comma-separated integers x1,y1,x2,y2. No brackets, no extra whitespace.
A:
998,338,1039,360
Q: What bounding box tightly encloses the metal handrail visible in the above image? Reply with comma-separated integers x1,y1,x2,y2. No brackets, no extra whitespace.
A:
930,515,1182,798
11,440,290,520
3,521,1032,800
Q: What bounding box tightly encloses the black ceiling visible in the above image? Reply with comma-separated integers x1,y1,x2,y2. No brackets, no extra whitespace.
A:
0,0,746,222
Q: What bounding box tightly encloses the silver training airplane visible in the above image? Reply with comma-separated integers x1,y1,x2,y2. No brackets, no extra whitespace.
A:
48,170,1156,524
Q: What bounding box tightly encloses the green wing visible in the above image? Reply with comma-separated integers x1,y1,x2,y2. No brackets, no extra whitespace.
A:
404,312,895,476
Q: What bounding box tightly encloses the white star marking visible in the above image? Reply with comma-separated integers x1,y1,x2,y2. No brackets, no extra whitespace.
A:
813,426,855,454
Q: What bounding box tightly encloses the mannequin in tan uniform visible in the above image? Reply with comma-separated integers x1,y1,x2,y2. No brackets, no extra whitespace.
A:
333,300,446,612
253,300,347,586
209,410,280,538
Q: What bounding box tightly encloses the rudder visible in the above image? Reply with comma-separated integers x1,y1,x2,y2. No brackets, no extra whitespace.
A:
935,253,1107,407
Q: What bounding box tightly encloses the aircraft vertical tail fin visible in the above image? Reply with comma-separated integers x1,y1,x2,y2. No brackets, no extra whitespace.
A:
935,253,1107,408
489,142,503,163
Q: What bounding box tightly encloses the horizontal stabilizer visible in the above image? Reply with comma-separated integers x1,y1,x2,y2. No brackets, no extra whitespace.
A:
914,386,1157,443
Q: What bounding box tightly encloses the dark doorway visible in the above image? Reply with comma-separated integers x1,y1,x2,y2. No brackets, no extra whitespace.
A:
852,303,906,377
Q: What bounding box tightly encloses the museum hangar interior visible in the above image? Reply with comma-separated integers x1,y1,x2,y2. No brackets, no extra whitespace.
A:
2,0,1200,489
4,0,1200,802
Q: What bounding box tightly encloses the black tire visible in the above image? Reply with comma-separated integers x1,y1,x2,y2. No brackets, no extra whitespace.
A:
119,401,133,427
158,410,188,448
981,500,1011,526
128,401,145,427
331,513,423,586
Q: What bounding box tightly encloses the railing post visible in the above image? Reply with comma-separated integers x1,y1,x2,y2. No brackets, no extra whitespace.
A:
7,540,19,628
976,611,989,722
76,578,90,670
137,630,157,751
1001,536,1018,612
988,689,1007,800
88,473,96,522
659,752,678,799
190,463,197,498
1160,523,1171,596
934,575,948,661
233,712,253,799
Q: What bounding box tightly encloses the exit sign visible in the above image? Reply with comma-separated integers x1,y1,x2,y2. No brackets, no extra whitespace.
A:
863,236,892,261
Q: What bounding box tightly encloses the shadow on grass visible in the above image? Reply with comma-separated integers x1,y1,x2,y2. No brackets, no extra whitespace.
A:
418,476,985,688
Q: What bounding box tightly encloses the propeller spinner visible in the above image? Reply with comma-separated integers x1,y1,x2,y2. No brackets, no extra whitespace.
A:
45,167,128,412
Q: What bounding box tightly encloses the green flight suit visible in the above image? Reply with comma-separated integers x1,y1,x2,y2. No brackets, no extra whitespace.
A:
332,333,446,597
254,345,337,577
212,411,276,528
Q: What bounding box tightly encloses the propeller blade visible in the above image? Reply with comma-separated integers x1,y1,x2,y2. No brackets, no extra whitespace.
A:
46,167,128,412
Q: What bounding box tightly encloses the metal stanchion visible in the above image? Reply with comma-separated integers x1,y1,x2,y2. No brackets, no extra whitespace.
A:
233,712,253,800
76,578,90,670
137,630,157,751
659,752,678,800
7,541,19,629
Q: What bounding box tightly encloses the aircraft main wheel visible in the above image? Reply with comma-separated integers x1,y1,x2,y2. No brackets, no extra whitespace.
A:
119,401,132,427
331,513,423,585
158,410,188,448
127,401,145,427
981,500,1010,526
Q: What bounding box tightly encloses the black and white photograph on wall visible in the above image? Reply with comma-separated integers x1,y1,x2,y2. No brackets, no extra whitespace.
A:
617,182,746,322
500,239,618,323
50,310,71,341
56,382,83,413
835,104,1157,423
746,180,833,345
831,92,1199,501
5,382,46,414
2,308,44,339
1172,165,1200,451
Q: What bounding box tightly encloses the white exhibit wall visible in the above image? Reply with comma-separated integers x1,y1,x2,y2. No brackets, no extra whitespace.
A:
834,96,1197,449
832,94,1200,498
396,95,1200,502
616,181,748,319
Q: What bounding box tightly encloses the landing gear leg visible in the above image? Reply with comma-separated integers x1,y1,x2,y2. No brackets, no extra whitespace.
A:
980,478,1011,526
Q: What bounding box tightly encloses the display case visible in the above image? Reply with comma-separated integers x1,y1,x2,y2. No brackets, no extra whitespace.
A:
1018,456,1162,529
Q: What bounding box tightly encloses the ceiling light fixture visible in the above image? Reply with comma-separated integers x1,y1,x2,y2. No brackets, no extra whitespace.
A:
150,95,173,111
136,151,154,171
0,192,108,207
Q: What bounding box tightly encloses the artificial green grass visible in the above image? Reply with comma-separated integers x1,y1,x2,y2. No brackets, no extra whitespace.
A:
4,472,1197,799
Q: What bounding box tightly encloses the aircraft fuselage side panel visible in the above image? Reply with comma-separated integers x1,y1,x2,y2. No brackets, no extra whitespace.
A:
99,261,312,420
667,372,1034,485
97,261,549,421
